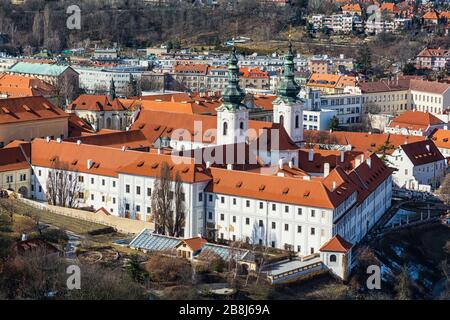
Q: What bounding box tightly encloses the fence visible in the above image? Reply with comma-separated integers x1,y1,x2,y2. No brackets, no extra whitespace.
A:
20,198,154,235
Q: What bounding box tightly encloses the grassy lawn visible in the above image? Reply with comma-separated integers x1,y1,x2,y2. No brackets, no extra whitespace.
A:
0,199,108,235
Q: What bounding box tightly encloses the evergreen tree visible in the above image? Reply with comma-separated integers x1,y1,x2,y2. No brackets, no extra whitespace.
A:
355,43,372,76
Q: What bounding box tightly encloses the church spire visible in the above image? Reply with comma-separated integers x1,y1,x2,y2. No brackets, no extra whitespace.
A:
109,78,116,101
275,38,300,104
217,46,245,111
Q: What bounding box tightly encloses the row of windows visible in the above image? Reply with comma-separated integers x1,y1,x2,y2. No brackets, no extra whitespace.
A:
3,174,27,183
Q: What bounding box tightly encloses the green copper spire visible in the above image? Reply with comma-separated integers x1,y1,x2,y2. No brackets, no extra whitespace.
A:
274,41,300,104
218,47,246,111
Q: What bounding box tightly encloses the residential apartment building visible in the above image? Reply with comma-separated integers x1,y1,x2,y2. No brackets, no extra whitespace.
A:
74,66,143,96
416,48,450,71
431,128,450,158
384,111,446,136
386,140,446,192
301,88,362,127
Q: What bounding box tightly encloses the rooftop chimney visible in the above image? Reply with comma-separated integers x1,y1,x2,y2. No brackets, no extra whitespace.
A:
87,159,94,169
21,233,27,241
227,163,233,170
324,163,330,177
56,137,61,143
157,148,161,155
340,151,345,163
308,149,314,162
46,136,51,143
366,157,372,168
278,158,284,170
206,161,211,169
355,158,361,167
121,146,126,152
76,140,81,145
426,144,430,152
288,161,293,169
332,181,337,191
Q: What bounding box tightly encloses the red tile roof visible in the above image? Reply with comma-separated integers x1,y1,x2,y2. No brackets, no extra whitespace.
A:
0,145,30,173
68,95,127,112
388,111,444,131
409,79,450,95
400,140,444,165
319,235,352,253
31,139,210,183
177,237,208,252
68,113,95,137
304,130,425,154
431,129,450,150
0,96,68,125
66,129,151,149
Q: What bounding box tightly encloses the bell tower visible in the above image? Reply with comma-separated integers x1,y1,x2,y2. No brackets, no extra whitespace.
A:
216,47,248,146
273,39,303,143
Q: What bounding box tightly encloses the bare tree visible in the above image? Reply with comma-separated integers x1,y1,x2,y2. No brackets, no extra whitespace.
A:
171,171,186,237
46,160,81,208
151,162,173,235
436,173,450,205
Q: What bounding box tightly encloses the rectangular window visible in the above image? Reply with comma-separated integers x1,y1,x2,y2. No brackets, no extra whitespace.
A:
298,208,302,215
284,224,289,231
311,227,315,235
91,178,94,184
285,206,289,213
136,205,141,212
259,220,263,227
246,200,250,208
126,185,130,193
221,196,225,204
209,194,213,202
136,186,141,195
102,179,105,186
233,216,236,223
220,214,224,221
112,198,116,204
112,181,116,188
125,203,130,210
78,176,84,183
297,226,302,233
272,222,276,229
245,218,250,225
147,188,152,197
233,198,237,205
259,202,264,209
147,207,151,214
78,192,84,199
102,196,105,202
91,194,94,201
271,241,276,248
272,204,276,211
311,210,315,218
198,193,203,202
208,212,213,220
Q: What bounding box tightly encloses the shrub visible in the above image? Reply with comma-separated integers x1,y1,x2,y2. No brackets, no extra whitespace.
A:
144,253,192,283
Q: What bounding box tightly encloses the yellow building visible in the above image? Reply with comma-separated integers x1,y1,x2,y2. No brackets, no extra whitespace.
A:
0,142,31,197
0,96,69,148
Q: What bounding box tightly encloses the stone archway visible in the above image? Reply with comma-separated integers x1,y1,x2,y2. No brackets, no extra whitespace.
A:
18,186,28,198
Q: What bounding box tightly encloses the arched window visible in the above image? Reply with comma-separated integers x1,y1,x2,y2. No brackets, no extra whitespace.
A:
279,115,284,126
330,254,337,263
240,121,244,130
223,122,228,136
295,115,299,129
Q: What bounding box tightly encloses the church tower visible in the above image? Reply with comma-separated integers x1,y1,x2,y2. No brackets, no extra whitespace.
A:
273,40,303,144
216,47,248,146
108,77,116,101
